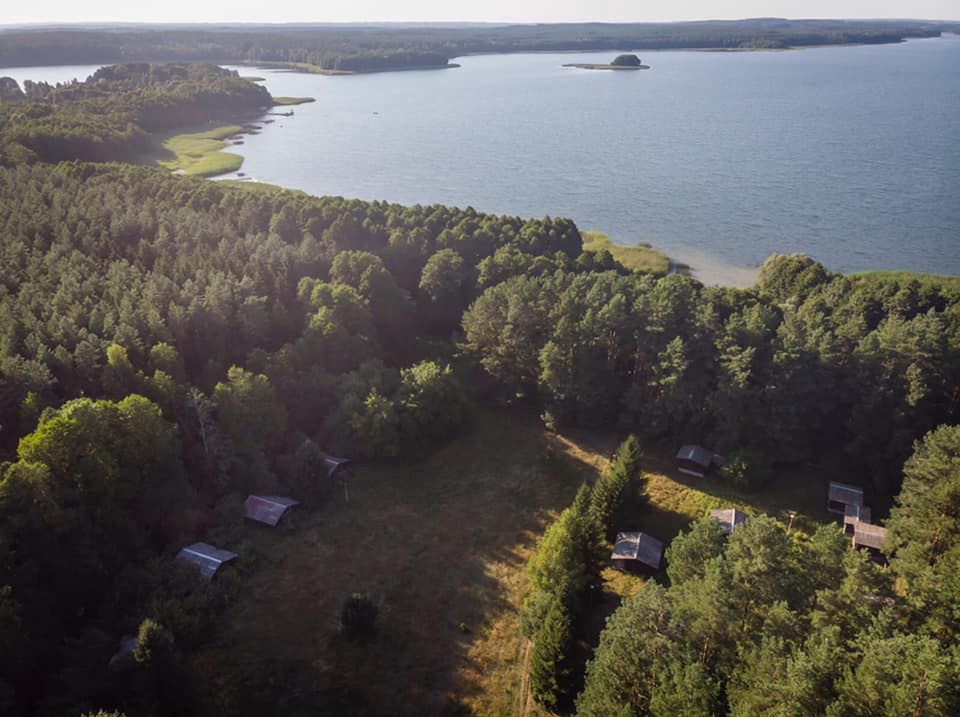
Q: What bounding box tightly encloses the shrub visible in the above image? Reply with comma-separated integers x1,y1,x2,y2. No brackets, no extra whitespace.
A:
341,593,378,638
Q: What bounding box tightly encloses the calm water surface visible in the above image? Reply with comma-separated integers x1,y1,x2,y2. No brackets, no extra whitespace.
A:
4,38,959,283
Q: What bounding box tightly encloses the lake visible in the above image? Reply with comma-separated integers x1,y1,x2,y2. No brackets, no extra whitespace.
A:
4,36,959,284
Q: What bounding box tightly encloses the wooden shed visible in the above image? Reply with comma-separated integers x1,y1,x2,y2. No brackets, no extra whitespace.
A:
323,454,352,480
827,481,864,516
244,495,299,527
843,503,872,535
852,522,887,563
710,508,749,534
176,542,238,581
675,445,722,479
611,532,664,574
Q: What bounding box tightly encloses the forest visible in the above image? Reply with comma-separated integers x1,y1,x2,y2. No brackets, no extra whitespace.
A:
0,19,956,72
0,59,957,716
0,63,271,165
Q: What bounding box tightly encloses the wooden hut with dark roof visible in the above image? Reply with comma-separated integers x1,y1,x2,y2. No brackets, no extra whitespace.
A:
611,531,664,574
322,454,352,480
843,503,872,536
710,508,749,534
244,495,299,527
827,481,864,516
852,522,888,563
176,542,238,581
675,445,722,479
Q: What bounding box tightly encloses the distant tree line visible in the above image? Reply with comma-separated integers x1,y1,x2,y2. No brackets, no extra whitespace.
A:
0,19,953,71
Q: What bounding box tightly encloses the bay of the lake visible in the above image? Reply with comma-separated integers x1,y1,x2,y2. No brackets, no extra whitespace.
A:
3,35,959,284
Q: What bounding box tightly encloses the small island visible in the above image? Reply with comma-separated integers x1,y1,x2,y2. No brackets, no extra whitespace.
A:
563,53,650,71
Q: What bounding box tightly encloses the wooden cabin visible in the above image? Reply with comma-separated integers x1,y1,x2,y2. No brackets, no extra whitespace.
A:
244,495,299,527
675,445,722,479
611,532,664,575
710,508,749,534
852,522,887,564
176,542,238,581
827,481,864,516
843,503,872,536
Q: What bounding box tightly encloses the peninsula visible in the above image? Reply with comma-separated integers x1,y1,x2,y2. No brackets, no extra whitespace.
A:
564,53,650,70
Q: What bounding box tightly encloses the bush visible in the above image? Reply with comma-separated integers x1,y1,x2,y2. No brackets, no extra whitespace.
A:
341,593,378,638
723,449,771,492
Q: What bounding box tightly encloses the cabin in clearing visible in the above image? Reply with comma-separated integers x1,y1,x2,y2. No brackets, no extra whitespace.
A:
244,495,299,527
176,542,238,581
827,481,864,516
611,531,664,574
675,445,722,479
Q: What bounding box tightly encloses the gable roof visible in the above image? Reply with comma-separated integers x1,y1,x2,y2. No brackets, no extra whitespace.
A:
853,523,887,551
176,542,238,580
829,481,864,506
323,455,351,479
676,445,715,468
244,495,299,527
611,531,664,569
710,508,749,534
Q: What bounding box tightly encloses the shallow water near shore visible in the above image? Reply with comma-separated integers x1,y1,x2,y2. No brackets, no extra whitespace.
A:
4,36,959,284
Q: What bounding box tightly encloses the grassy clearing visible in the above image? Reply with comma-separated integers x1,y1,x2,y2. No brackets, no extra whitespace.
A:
582,230,671,275
157,125,246,177
240,76,266,82
272,96,316,106
191,412,836,716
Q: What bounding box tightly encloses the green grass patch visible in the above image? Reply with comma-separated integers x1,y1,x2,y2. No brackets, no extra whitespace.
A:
272,96,316,106
582,230,671,275
240,75,266,82
157,125,246,177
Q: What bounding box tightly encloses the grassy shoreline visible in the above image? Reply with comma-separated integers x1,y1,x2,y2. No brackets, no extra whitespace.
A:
155,124,249,178
582,230,671,275
237,59,460,76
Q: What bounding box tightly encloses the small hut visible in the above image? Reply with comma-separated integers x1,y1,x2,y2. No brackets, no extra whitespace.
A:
710,508,749,534
611,532,664,574
827,481,864,516
176,542,238,581
108,634,138,670
675,445,722,479
843,503,872,535
323,454,352,481
244,495,299,527
852,522,887,563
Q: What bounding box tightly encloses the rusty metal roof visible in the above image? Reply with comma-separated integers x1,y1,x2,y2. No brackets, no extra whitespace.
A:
611,531,664,569
710,508,749,534
176,542,238,580
244,495,299,527
829,481,864,506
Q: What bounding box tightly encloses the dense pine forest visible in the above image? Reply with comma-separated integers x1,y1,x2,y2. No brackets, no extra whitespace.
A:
0,19,956,72
0,60,958,716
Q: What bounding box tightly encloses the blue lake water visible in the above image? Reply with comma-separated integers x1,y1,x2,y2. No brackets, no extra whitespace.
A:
3,36,959,283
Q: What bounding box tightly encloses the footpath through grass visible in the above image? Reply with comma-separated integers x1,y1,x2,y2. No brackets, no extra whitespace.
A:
191,411,836,716
581,230,671,275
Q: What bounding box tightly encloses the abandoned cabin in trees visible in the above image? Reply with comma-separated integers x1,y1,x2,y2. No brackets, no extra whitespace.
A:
244,495,300,527
176,542,238,581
